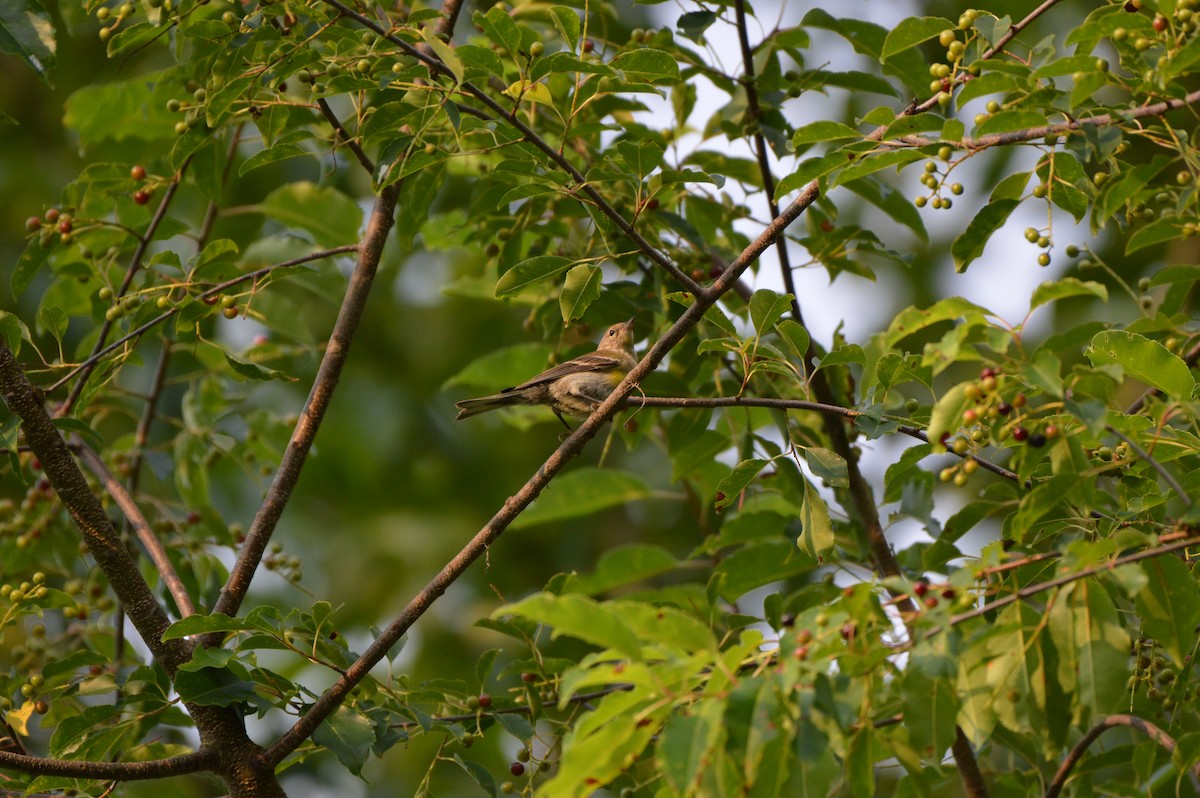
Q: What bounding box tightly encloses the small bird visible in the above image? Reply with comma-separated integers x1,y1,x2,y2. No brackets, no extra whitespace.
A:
455,319,638,430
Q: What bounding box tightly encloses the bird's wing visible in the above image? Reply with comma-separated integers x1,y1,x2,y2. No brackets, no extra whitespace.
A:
504,353,625,392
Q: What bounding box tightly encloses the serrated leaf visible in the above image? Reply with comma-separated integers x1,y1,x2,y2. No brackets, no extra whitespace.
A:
550,6,580,49
495,256,572,298
1086,330,1195,400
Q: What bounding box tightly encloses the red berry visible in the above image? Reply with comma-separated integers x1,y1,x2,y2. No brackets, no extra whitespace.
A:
980,367,996,380
1028,433,1047,448
1153,14,1167,31
924,596,939,609
521,672,537,683
996,401,1012,415
45,208,60,223
1012,426,1029,442
133,191,150,205
941,588,957,600
130,165,146,180
582,38,594,53
840,622,855,641
186,511,202,525
913,580,929,597
1044,424,1059,439
477,693,492,709
25,216,41,232
645,198,659,210
510,762,525,777
58,219,73,234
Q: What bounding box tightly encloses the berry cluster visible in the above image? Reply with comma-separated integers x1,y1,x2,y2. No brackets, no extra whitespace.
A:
936,367,1061,484
927,10,985,108
914,146,964,210
1129,637,1192,711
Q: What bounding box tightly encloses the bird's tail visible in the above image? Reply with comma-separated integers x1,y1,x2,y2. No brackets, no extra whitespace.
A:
455,392,521,420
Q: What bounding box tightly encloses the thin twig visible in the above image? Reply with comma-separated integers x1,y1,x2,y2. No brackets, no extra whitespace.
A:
212,188,399,619
944,535,1200,629
45,245,359,395
317,98,375,174
1044,714,1200,798
77,444,196,617
1105,424,1187,503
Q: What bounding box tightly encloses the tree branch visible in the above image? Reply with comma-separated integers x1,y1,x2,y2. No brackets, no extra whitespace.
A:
212,187,399,619
0,748,215,781
0,344,193,674
76,443,196,617
45,245,359,395
1044,714,1200,798
945,535,1200,630
265,180,822,765
1105,423,1187,502
317,97,375,174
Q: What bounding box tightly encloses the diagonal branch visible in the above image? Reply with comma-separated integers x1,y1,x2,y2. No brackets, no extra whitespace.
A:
46,245,359,395
212,186,399,619
1105,424,1187,502
77,443,196,617
0,344,193,675
317,97,375,174
264,180,822,765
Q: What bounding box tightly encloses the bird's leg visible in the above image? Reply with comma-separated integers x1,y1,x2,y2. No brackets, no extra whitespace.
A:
553,410,574,432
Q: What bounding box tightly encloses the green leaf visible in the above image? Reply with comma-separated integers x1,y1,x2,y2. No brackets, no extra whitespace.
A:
64,68,181,146
749,289,793,337
559,264,602,323
174,667,256,707
478,7,522,58
951,198,1020,272
791,120,862,145
615,139,664,178
0,0,55,83
1086,330,1195,400
257,182,363,248
514,467,653,528
1030,278,1108,310
223,350,298,382
1048,581,1130,722
797,480,834,561
659,700,725,795
804,448,848,487
1126,216,1189,254
776,319,810,360
444,342,553,390
495,255,572,298
927,381,970,448
313,705,376,776
715,540,816,600
50,417,103,448
901,667,959,761
162,612,253,641
569,544,679,595
831,149,924,188
975,110,1049,137
550,6,580,49
422,27,463,84
880,17,955,60
1136,555,1200,667
715,459,770,509
609,49,679,83
496,592,642,658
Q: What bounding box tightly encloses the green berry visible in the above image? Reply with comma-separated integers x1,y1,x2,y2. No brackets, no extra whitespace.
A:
1037,253,1050,267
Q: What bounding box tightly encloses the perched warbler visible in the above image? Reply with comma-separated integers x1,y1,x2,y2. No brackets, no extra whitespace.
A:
455,318,638,429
